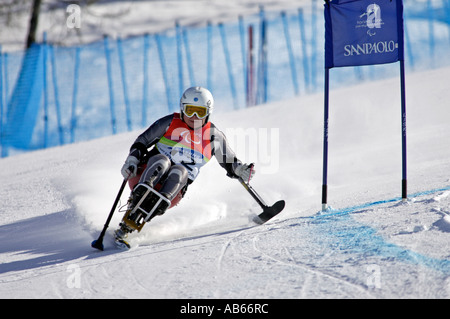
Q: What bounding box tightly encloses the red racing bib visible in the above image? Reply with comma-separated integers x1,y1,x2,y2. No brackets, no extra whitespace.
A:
156,113,212,180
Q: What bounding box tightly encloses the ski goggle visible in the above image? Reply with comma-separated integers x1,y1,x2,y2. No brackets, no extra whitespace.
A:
182,104,209,119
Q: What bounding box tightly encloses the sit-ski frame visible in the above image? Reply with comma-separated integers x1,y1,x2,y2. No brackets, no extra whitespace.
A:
122,183,170,232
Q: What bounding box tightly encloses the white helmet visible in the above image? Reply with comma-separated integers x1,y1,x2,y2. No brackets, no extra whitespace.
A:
180,87,214,121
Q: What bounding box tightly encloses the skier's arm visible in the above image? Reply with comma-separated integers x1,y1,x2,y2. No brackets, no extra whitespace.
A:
121,114,173,179
129,114,174,161
211,125,255,181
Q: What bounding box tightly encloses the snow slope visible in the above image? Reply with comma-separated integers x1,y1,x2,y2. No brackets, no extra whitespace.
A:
0,65,450,299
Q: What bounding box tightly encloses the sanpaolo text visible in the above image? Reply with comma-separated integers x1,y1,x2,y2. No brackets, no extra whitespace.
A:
344,40,398,56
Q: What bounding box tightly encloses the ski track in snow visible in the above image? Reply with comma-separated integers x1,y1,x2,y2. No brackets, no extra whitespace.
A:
250,231,376,298
1,190,450,298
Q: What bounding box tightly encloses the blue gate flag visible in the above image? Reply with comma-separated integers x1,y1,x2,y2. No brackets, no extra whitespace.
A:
325,0,404,68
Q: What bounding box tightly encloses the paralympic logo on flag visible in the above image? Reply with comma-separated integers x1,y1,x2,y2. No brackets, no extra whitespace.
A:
325,0,404,68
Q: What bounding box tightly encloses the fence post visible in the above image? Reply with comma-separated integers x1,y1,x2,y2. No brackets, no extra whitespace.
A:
0,48,10,157
117,37,132,131
247,25,255,107
257,7,268,104
311,0,318,90
2,52,8,111
182,27,195,86
403,18,414,69
49,45,63,145
155,34,172,112
446,0,450,43
281,11,299,96
426,0,435,67
142,34,149,127
103,35,117,134
43,32,49,148
176,21,184,97
219,23,238,109
0,45,3,157
298,8,310,91
239,16,247,101
207,21,213,91
70,47,80,143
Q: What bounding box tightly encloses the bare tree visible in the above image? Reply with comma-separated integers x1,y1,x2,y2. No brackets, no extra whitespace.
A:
26,0,42,48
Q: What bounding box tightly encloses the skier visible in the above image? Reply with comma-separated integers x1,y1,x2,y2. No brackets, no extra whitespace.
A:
114,87,255,248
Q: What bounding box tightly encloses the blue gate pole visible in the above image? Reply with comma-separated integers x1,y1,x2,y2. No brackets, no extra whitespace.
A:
281,11,299,95
117,37,132,131
49,46,63,145
70,47,80,143
103,35,117,134
322,67,330,211
142,34,149,127
400,59,407,201
219,23,238,109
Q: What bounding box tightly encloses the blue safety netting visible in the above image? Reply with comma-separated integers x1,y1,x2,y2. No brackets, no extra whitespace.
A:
0,0,449,157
